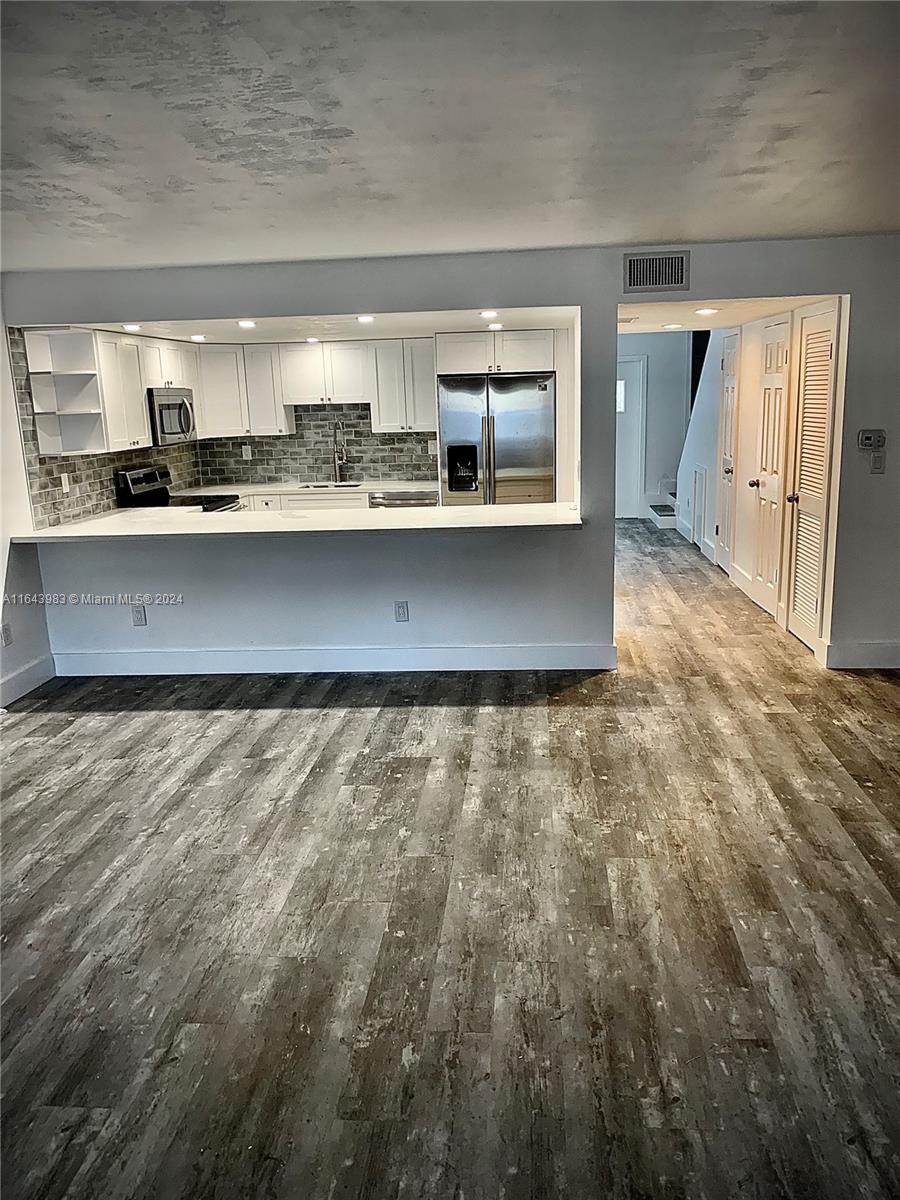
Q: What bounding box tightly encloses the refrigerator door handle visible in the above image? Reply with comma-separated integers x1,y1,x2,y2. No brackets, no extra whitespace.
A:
481,414,490,503
488,415,497,505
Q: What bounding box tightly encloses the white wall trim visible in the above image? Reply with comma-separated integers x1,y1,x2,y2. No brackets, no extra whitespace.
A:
821,641,900,670
676,516,692,543
701,536,716,563
1,652,55,706
52,643,617,676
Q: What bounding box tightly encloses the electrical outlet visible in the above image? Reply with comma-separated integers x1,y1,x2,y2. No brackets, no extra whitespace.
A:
427,439,437,456
1,622,12,648
60,472,70,494
242,444,252,461
131,604,147,627
394,600,410,623
870,450,886,474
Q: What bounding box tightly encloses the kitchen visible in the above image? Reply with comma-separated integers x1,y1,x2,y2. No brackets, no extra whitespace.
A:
10,306,581,540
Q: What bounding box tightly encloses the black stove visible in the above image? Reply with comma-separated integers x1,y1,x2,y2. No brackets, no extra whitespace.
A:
114,466,241,513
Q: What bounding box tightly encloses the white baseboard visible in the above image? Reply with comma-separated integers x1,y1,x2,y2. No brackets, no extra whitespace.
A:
824,641,900,670
676,517,692,542
52,642,618,676
1,653,55,706
701,536,716,563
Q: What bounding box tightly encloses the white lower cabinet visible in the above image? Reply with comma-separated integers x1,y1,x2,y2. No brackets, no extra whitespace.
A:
371,338,436,432
249,494,283,512
197,344,251,438
281,493,369,511
244,345,295,436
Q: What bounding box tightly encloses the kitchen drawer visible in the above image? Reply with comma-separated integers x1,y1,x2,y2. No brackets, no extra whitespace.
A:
281,493,369,510
249,494,283,512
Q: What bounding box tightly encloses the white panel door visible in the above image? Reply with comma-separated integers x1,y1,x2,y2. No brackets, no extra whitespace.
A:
615,357,646,518
493,328,554,373
435,332,494,375
403,337,437,430
198,345,250,438
325,341,376,405
244,345,293,435
119,338,151,448
371,340,406,432
280,343,327,405
748,322,790,614
715,333,739,570
786,308,838,650
96,332,130,452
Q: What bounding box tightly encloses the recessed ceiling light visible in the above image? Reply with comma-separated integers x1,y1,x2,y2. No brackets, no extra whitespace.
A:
190,334,206,342
357,315,375,324
695,308,719,316
488,323,503,331
481,310,498,319
306,337,320,344
237,320,256,329
122,324,141,332
662,323,683,330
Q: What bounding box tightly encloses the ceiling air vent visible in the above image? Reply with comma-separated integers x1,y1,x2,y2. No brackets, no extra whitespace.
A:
623,251,690,293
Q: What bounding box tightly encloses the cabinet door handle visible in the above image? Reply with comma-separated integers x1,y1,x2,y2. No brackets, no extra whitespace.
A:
496,364,501,371
487,366,493,372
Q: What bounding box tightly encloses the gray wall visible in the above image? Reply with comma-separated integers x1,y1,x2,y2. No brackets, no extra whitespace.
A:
616,331,691,512
10,246,616,672
4,233,899,668
1,314,52,703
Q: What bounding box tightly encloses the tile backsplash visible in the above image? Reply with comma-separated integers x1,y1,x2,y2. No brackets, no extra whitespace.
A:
8,328,437,528
7,327,201,529
198,404,437,486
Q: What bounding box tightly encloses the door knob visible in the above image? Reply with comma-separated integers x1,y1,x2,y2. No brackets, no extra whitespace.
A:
748,478,761,488
786,492,799,503
723,466,733,476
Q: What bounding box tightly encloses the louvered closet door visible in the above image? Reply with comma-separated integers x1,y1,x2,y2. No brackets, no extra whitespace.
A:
786,309,837,649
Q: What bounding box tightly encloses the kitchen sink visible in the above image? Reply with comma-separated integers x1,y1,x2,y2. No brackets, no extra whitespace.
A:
296,482,361,489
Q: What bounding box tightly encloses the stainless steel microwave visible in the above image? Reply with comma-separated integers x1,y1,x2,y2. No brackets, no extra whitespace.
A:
148,388,196,446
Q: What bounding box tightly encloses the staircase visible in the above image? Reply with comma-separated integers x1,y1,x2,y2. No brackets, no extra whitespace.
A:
649,489,678,529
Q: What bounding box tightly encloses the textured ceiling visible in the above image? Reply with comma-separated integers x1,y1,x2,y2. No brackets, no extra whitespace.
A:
2,1,898,271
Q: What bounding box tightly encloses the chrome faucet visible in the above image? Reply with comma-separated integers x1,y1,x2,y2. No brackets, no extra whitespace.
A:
332,420,348,483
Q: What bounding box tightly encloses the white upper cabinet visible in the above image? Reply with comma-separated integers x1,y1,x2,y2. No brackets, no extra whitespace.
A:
197,344,250,438
493,328,554,373
139,340,184,388
96,332,151,452
280,340,376,407
435,331,494,375
325,341,376,405
371,338,438,433
435,329,554,374
280,342,327,405
371,341,406,432
244,345,295,436
403,338,437,430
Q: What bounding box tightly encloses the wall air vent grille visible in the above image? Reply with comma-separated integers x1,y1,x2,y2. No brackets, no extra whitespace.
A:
623,251,690,293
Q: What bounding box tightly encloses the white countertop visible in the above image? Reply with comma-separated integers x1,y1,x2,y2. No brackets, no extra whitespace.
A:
173,480,437,498
15,502,582,543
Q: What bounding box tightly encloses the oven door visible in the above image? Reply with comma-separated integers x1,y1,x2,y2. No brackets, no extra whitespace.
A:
152,395,195,445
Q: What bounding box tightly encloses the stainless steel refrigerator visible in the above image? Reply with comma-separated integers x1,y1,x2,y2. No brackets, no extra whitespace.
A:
437,373,556,505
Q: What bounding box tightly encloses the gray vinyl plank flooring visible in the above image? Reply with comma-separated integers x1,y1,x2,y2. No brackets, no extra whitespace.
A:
2,520,899,1198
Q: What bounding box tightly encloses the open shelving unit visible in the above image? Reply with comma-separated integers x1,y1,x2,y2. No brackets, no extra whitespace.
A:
24,329,107,456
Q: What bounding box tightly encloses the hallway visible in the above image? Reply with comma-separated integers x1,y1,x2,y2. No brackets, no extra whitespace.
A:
2,522,898,1199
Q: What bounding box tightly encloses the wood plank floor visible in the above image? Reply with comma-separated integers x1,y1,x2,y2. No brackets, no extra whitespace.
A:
2,520,899,1199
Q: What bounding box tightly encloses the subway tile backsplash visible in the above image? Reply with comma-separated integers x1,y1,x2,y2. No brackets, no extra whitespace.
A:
8,328,438,528
198,404,437,486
